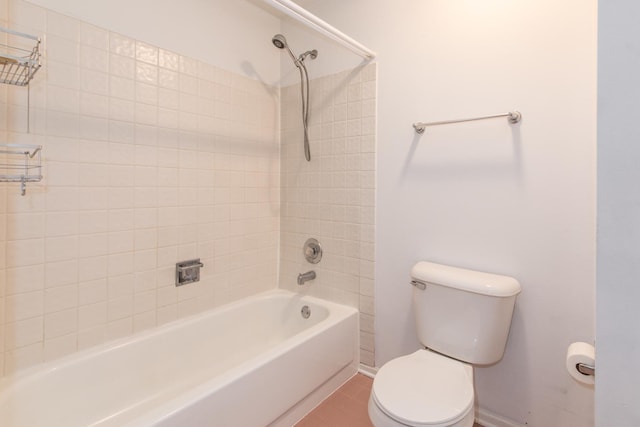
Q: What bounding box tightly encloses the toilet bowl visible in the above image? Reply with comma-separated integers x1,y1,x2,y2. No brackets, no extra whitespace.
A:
368,349,475,427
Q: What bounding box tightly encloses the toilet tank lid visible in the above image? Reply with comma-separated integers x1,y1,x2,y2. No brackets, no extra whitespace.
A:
411,261,521,297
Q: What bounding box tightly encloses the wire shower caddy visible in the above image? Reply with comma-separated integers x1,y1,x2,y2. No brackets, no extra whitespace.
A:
0,26,41,86
0,25,43,195
0,144,43,196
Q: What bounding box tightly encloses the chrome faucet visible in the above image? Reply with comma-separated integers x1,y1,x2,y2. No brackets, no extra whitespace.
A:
297,270,316,285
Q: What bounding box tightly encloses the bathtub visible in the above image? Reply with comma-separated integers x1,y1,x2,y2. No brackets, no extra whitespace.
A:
0,290,359,427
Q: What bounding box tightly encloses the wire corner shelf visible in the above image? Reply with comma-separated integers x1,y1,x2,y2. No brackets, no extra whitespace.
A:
0,144,43,195
0,25,42,87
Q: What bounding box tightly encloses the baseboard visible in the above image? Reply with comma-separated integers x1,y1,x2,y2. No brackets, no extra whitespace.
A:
476,407,524,427
358,363,378,378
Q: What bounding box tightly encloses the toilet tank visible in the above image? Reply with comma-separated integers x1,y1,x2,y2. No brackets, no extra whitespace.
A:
411,261,521,365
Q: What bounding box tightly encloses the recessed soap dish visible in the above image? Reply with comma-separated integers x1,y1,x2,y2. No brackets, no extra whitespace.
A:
176,259,204,286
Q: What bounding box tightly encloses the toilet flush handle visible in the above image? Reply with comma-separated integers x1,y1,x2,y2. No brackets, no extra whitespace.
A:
410,280,426,290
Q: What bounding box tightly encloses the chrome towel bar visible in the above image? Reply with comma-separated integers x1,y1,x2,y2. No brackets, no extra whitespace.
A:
413,111,522,134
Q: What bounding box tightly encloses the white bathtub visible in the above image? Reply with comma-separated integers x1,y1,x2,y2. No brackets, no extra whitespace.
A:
0,290,359,427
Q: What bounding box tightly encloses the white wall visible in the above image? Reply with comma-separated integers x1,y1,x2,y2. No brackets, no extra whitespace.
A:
291,1,596,425
596,1,640,425
25,0,282,85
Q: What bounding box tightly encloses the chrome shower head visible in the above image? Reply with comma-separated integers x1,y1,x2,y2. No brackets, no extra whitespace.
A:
272,33,300,67
299,49,318,62
272,34,287,49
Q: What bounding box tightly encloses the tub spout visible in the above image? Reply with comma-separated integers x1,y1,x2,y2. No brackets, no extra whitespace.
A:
297,271,316,285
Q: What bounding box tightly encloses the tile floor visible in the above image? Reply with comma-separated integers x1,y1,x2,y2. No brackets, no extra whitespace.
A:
294,373,483,427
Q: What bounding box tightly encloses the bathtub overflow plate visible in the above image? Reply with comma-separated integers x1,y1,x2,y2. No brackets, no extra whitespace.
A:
303,238,322,264
301,305,311,319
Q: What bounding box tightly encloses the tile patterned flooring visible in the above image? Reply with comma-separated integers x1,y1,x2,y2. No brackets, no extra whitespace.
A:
295,373,483,427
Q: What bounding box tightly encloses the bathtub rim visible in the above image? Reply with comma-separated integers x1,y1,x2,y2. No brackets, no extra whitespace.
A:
0,288,358,396
133,293,359,426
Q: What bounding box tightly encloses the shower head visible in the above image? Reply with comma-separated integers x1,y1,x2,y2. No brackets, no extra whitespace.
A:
299,49,318,62
272,34,288,50
272,33,301,67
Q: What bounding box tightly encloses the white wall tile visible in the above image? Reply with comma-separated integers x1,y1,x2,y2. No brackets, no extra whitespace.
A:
134,251,156,272
45,236,77,262
279,65,376,366
110,76,134,101
108,230,134,253
107,296,132,321
44,284,77,313
4,342,43,374
45,111,79,138
80,45,109,72
45,259,78,288
136,62,158,85
44,308,77,338
2,7,281,377
109,121,135,144
46,10,79,41
136,42,158,65
80,69,109,96
77,234,108,258
78,301,106,330
6,265,44,295
109,33,135,58
4,305,36,346
45,212,78,237
80,23,109,50
133,311,155,333
7,213,44,240
109,54,135,79
4,292,43,322
47,35,79,66
77,326,105,350
78,279,107,306
6,239,44,268
8,0,45,32
48,60,80,90
78,211,108,234
107,252,133,277
80,93,109,119
44,333,77,361
159,49,179,71
78,255,107,282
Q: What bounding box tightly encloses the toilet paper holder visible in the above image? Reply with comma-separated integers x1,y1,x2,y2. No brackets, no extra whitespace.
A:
576,362,595,376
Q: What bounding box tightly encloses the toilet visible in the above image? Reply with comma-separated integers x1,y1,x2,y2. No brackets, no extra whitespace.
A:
368,261,521,427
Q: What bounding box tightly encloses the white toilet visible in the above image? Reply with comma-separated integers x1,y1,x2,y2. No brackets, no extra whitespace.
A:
369,261,521,427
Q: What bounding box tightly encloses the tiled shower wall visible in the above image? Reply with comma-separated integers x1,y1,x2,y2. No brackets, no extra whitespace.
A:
0,1,280,376
279,65,376,366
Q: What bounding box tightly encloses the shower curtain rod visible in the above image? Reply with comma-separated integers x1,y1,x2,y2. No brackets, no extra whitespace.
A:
263,0,376,59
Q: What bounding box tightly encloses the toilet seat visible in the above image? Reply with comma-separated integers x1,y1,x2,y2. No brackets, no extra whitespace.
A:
371,349,474,427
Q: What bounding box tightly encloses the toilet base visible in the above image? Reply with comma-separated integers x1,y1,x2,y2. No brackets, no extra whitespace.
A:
368,393,474,427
